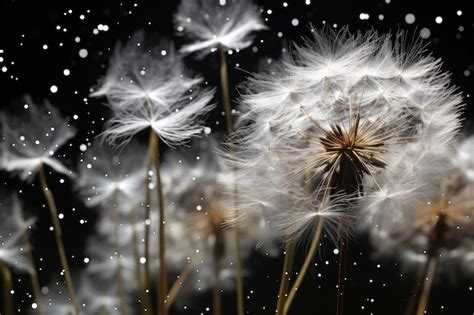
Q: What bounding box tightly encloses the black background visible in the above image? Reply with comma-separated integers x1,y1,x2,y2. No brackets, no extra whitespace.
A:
0,0,473,314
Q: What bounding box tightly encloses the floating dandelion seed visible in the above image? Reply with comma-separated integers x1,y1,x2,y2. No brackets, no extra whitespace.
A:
225,27,463,314
175,0,266,56
0,97,80,313
0,97,76,180
92,32,215,315
367,136,474,315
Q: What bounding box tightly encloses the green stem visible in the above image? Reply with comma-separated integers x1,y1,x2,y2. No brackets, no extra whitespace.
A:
38,164,79,315
283,218,325,315
275,240,295,314
165,262,193,312
415,257,437,315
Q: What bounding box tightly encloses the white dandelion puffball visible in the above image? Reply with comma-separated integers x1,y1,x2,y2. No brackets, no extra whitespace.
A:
91,32,215,148
175,0,266,55
77,141,147,208
368,136,474,276
1,97,76,181
225,28,463,243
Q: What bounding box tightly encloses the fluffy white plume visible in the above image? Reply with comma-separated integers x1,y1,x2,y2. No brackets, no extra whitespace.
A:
91,32,215,148
0,97,76,181
77,142,146,209
175,0,266,55
367,136,474,277
224,28,463,245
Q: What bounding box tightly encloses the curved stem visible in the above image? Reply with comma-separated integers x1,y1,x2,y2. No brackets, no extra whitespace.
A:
0,261,14,315
415,256,438,315
275,240,295,314
112,191,127,315
165,262,194,312
38,164,79,314
151,132,167,315
21,233,43,315
336,220,348,315
283,218,325,315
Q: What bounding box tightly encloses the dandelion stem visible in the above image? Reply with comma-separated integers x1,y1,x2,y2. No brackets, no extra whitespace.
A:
130,205,148,315
414,256,437,315
336,219,348,315
0,261,14,315
112,190,127,315
142,127,155,314
21,233,43,315
165,262,194,312
219,43,245,315
38,163,79,315
150,131,168,315
283,218,325,315
213,251,222,315
275,240,295,314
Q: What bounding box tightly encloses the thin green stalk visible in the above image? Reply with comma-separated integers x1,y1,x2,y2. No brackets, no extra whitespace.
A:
21,233,43,315
275,241,295,314
219,44,244,315
112,191,127,315
150,132,168,315
283,218,325,315
38,164,79,315
0,261,14,315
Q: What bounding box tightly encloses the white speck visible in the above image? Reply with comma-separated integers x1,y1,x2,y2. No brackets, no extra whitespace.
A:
464,70,470,77
267,9,272,14
161,49,167,56
378,14,384,20
58,213,64,219
75,36,81,43
435,16,443,24
140,257,147,264
42,44,48,50
283,2,288,7
50,85,58,93
73,114,79,120
32,303,38,309
63,69,70,76
23,104,29,109
79,48,88,58
219,0,226,5
84,257,90,263
196,205,202,211
59,178,65,184
405,13,415,24
92,28,99,35
359,13,370,20
79,144,87,152
420,27,431,39
1,66,7,72
333,248,340,255
291,18,299,26
79,14,85,20
0,57,4,62
457,10,462,16
204,126,211,135
86,163,92,169
305,0,311,4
